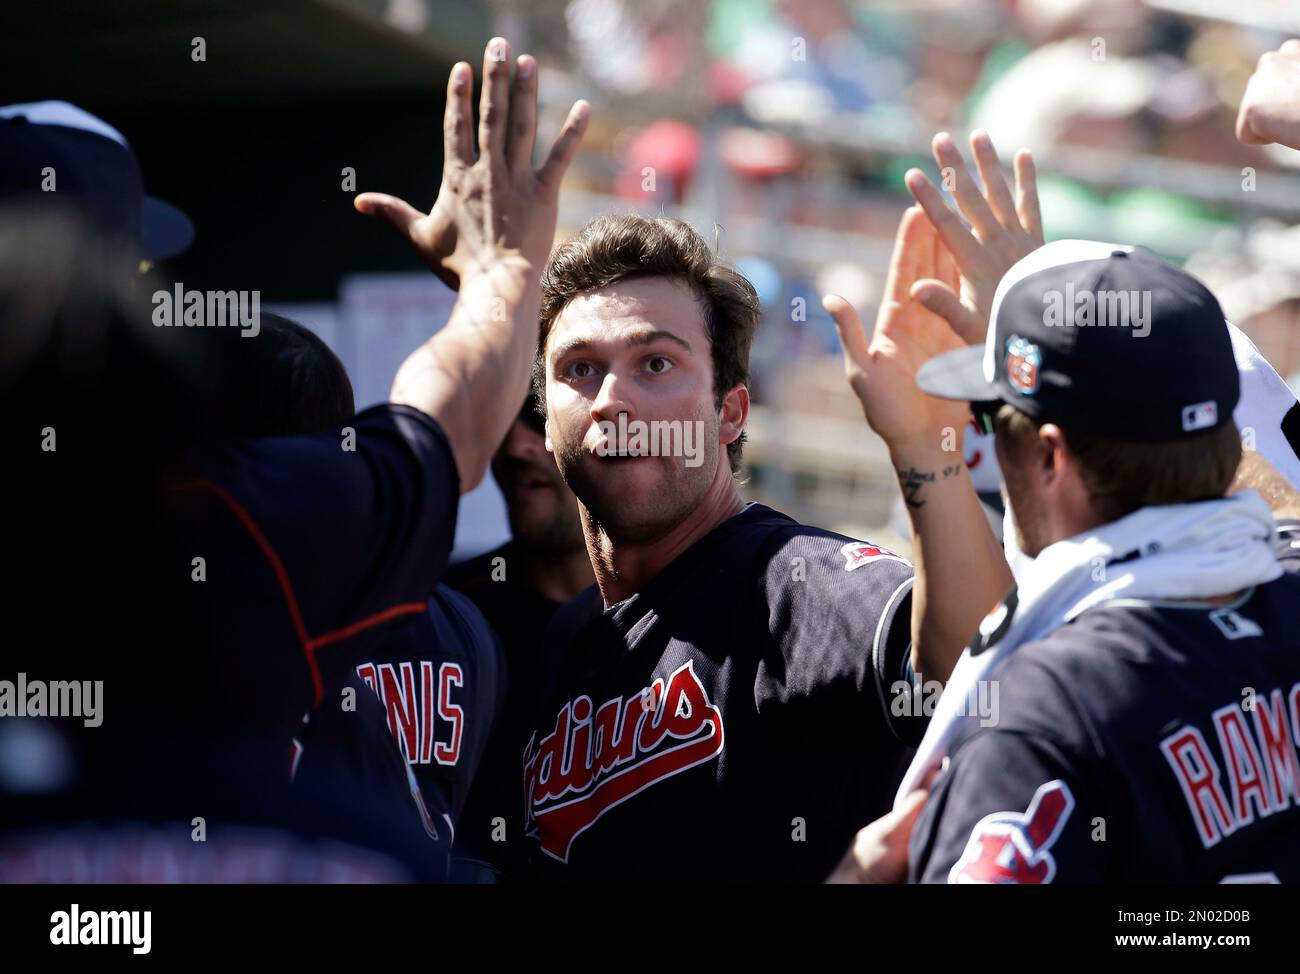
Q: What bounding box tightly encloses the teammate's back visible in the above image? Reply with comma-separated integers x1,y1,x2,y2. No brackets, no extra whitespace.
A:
911,522,1300,883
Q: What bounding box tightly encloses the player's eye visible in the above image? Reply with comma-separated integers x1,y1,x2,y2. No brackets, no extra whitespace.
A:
562,360,597,381
644,355,673,375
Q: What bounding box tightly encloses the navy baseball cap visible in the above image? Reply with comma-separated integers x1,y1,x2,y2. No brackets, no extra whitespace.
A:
917,240,1240,442
0,101,194,260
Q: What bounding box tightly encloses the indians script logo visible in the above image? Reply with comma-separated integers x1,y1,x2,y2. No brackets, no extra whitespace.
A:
523,660,725,863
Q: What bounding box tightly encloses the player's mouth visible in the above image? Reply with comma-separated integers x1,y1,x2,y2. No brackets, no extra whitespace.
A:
508,471,555,494
499,462,557,495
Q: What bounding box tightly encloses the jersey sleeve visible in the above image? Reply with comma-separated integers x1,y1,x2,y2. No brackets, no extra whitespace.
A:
909,726,1108,884
177,403,460,718
758,529,923,745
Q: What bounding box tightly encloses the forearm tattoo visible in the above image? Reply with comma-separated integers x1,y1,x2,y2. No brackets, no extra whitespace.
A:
895,464,963,509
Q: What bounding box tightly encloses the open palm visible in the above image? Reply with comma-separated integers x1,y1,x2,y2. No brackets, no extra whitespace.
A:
825,207,970,452
355,40,589,290
904,131,1043,345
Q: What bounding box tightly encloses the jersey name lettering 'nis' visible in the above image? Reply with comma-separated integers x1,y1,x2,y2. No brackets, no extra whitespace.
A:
355,660,464,765
1161,682,1300,847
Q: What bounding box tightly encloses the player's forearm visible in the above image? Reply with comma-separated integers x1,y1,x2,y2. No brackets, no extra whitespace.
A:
890,441,1013,683
390,255,539,492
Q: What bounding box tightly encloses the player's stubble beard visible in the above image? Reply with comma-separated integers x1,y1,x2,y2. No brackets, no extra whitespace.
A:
517,500,585,555
554,409,723,546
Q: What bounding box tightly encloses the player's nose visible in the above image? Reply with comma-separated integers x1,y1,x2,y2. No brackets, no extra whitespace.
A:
590,371,636,425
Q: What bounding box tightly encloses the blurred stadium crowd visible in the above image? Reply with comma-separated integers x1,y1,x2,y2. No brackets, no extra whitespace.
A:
423,0,1300,545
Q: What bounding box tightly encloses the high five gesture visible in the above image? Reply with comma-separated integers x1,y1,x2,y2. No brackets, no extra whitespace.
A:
903,131,1043,344
356,38,590,289
358,38,591,491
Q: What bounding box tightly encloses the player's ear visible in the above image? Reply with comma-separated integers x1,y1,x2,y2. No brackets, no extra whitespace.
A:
1037,423,1067,483
718,384,749,448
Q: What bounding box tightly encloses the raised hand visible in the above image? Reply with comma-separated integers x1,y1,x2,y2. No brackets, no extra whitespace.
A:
827,207,1013,685
356,37,590,289
373,38,591,492
903,131,1043,344
1236,39,1300,150
824,206,970,453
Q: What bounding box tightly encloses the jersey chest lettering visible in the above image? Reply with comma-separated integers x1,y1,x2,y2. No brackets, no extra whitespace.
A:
1160,682,1300,848
355,660,464,767
523,660,725,863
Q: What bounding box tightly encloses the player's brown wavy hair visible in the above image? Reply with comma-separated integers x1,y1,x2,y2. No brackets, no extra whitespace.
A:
995,404,1243,523
535,215,760,474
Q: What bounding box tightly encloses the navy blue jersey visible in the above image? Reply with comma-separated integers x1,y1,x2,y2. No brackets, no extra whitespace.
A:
3,404,460,882
169,404,459,740
353,586,504,827
910,519,1300,883
447,542,567,876
522,503,920,882
292,586,502,850
291,670,451,869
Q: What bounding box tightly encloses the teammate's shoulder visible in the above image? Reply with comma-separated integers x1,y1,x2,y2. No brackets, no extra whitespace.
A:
748,506,912,582
938,642,1108,763
1006,602,1180,677
988,599,1226,721
177,402,457,544
428,584,498,651
736,502,851,541
1060,576,1300,650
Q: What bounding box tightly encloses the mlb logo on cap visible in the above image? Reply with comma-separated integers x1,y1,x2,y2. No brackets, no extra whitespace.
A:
1182,400,1218,432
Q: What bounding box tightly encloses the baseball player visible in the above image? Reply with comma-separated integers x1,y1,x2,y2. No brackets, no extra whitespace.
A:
0,217,447,882
922,243,1300,882
217,312,504,875
517,213,999,881
885,37,1300,885
294,585,504,872
826,108,1300,879
171,38,589,744
0,38,589,881
835,233,1300,882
